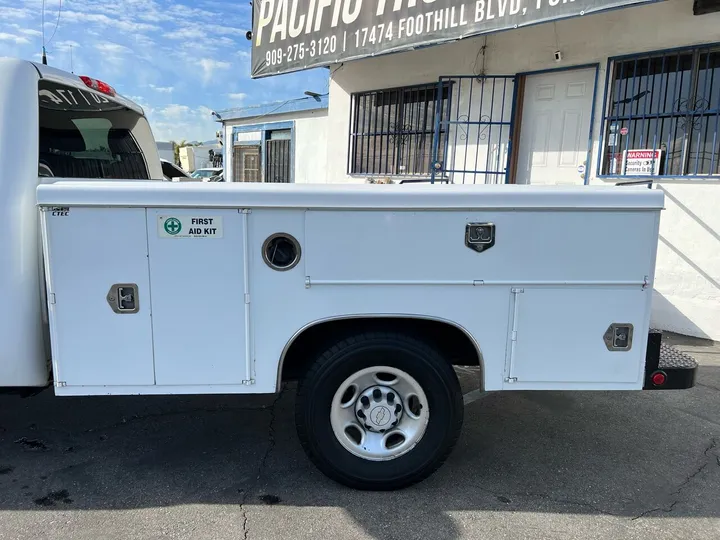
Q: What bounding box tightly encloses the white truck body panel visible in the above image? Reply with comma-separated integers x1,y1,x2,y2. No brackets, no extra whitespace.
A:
0,58,47,386
0,56,164,387
37,181,663,396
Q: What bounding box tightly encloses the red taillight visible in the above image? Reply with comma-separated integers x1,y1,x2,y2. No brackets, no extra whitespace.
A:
651,371,667,386
79,75,116,97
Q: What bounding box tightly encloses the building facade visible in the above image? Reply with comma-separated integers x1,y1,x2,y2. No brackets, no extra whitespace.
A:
219,96,328,184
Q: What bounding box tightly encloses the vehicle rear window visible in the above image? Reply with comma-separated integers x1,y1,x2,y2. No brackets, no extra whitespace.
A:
38,80,150,179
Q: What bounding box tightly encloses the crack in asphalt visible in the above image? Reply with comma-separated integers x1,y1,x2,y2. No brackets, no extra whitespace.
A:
632,438,718,520
469,483,618,517
528,494,617,517
239,386,284,540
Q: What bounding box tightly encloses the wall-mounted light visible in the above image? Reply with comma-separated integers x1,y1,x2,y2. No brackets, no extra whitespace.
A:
304,91,324,102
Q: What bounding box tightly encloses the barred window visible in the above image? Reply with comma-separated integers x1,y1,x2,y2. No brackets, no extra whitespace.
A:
349,83,450,176
601,46,720,177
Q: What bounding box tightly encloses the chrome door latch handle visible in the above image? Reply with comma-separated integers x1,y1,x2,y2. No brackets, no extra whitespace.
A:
106,283,139,314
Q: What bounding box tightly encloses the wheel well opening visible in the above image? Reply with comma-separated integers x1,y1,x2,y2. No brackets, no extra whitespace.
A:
280,317,483,385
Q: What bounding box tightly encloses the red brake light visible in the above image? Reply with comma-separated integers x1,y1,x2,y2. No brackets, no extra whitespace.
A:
79,75,116,97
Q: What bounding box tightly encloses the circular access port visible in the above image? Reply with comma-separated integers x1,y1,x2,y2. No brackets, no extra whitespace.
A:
262,233,301,271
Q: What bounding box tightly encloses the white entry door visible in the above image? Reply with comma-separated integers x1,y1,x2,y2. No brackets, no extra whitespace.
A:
515,68,595,185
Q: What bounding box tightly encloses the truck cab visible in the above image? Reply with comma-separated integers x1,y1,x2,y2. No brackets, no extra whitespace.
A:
0,57,163,387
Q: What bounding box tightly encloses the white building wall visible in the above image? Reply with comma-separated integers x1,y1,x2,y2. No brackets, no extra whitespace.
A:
294,114,329,183
325,0,720,339
222,108,328,184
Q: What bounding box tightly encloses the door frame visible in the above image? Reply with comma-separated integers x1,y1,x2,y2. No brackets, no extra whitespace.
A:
508,63,601,185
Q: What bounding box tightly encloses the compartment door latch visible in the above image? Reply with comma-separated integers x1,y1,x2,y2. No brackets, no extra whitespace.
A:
465,223,496,253
107,283,139,314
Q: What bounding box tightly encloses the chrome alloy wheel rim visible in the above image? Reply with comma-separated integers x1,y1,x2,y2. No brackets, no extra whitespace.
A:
330,366,430,461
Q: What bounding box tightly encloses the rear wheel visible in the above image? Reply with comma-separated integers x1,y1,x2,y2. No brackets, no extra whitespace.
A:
295,332,464,490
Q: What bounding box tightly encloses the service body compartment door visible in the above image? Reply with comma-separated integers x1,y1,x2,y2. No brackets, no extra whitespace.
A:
147,209,248,386
42,207,154,387
508,287,649,387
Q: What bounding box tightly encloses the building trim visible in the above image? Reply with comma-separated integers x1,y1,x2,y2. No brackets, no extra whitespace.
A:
218,95,328,121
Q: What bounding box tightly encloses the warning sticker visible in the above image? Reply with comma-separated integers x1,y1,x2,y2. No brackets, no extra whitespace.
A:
158,216,223,238
622,149,662,176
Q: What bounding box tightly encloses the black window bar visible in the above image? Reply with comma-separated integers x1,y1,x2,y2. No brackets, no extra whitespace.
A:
348,82,451,177
601,46,720,177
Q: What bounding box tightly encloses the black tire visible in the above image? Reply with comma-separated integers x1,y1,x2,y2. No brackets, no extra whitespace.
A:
295,332,464,490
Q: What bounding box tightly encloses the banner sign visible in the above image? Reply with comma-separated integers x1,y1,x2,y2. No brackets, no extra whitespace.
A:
251,0,654,77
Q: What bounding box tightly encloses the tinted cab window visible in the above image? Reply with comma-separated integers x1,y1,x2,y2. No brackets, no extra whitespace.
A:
38,80,153,179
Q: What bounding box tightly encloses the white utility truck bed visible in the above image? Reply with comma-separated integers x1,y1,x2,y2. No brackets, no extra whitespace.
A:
35,180,697,490
0,56,697,491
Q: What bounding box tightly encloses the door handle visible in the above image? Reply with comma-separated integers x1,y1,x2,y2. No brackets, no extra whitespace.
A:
465,223,496,253
106,283,139,314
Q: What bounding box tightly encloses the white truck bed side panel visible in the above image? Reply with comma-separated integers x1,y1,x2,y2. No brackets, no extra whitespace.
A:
509,287,649,384
41,208,154,386
37,182,665,395
304,210,657,283
146,208,250,386
35,181,665,211
247,209,512,393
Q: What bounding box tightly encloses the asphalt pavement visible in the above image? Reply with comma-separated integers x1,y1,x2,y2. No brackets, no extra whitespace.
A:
1,333,719,540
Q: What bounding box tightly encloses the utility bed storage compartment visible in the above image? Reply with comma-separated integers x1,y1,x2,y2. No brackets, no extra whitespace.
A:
40,207,155,387
40,203,251,394
38,181,664,396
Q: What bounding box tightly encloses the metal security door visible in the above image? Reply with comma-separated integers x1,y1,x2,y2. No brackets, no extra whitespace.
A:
431,76,516,184
265,139,291,183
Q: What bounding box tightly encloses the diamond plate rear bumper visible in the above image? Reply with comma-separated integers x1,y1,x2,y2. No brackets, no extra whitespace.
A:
643,330,698,390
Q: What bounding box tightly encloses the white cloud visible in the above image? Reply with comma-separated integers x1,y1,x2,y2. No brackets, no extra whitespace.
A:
150,84,174,93
3,7,33,20
228,92,247,101
0,32,30,44
19,28,43,37
60,11,160,33
157,104,192,120
198,58,231,84
95,42,132,54
54,40,81,51
205,24,245,37
165,27,206,40
148,103,217,142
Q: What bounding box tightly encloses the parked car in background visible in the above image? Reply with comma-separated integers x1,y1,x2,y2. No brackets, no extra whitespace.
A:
190,167,223,180
160,159,191,181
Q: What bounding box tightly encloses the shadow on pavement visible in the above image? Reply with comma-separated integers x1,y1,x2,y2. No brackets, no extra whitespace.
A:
0,361,719,540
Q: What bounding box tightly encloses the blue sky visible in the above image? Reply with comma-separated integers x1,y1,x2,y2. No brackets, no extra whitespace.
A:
0,0,329,141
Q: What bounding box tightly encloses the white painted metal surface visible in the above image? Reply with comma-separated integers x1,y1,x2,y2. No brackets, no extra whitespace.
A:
0,56,165,387
516,68,595,185
0,57,47,386
41,208,155,386
38,181,663,396
36,181,664,210
146,208,251,386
